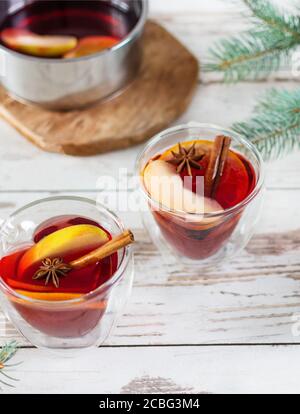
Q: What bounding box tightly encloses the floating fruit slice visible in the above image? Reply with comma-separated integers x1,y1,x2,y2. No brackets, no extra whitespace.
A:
143,159,222,215
159,140,251,209
5,278,52,293
33,215,104,243
64,35,119,58
18,224,109,277
0,249,25,281
214,150,251,209
1,28,77,57
14,290,107,308
7,256,113,294
159,140,210,164
15,290,82,301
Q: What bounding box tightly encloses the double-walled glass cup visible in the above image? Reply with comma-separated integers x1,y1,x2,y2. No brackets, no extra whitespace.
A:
137,123,265,267
0,196,134,351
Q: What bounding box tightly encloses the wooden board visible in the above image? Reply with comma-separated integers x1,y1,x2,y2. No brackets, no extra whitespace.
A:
0,21,199,156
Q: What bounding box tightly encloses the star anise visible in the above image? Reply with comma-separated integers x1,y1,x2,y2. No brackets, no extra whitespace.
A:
167,143,204,176
33,257,72,288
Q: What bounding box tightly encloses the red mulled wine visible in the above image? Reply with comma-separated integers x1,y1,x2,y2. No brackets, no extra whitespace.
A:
0,215,118,337
0,1,139,58
1,0,137,40
143,138,256,260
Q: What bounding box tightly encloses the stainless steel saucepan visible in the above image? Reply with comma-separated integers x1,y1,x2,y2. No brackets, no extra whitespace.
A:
0,0,148,110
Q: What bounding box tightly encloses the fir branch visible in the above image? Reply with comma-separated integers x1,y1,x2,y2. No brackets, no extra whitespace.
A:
205,0,300,81
0,341,20,389
244,0,300,38
205,30,295,82
232,88,300,160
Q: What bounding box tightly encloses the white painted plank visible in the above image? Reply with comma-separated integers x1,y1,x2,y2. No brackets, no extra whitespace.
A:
150,0,293,15
0,187,298,234
0,81,299,191
2,345,300,394
149,3,295,81
150,0,237,15
0,189,299,346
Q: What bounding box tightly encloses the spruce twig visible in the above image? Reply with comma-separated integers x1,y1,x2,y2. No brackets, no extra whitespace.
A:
0,341,20,389
232,88,300,160
205,0,300,82
244,0,300,38
205,0,300,159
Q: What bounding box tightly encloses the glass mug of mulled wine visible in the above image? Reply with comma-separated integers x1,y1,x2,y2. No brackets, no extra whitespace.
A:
0,196,134,351
137,123,265,267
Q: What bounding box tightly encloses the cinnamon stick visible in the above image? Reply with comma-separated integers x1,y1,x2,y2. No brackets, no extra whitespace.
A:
70,229,134,270
204,135,231,198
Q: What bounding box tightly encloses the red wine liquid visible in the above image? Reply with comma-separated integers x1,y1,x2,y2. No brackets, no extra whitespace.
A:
145,140,256,260
0,215,118,338
0,0,139,46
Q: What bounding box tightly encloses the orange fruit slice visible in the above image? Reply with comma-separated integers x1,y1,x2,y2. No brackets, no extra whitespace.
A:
64,36,118,58
18,224,109,278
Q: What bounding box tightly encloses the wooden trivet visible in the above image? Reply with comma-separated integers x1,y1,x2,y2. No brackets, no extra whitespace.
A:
0,21,199,156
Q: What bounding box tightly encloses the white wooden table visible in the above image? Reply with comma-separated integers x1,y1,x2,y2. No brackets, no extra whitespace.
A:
1,0,300,394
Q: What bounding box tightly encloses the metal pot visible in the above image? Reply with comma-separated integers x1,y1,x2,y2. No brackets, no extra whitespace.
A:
0,0,148,110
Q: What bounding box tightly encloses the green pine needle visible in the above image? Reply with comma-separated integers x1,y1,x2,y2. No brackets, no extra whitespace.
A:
205,0,300,159
0,341,20,389
205,0,300,82
244,0,300,37
232,88,300,160
0,341,18,364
